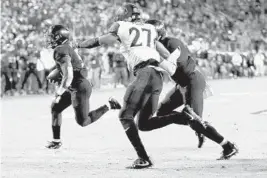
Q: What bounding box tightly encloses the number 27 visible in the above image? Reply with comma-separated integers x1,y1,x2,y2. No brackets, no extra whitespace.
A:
129,27,151,47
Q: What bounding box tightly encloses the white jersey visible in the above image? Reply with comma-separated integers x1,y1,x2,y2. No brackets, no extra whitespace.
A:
116,21,160,71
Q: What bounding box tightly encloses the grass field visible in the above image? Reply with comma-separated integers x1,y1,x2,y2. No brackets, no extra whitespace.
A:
1,77,267,178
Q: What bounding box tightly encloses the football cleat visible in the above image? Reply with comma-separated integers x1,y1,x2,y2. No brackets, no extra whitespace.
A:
217,142,239,160
130,157,153,169
108,97,121,110
196,132,205,148
46,141,62,149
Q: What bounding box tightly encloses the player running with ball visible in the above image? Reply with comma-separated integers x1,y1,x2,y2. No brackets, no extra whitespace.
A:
45,25,121,149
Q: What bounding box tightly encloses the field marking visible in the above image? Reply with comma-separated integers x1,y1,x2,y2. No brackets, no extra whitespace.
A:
219,92,267,96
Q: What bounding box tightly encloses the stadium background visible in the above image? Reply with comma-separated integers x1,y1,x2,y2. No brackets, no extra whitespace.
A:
1,0,267,95
1,1,267,177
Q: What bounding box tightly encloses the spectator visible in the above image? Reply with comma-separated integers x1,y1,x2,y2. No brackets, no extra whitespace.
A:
39,47,56,93
90,53,104,89
113,53,128,88
1,0,267,96
107,51,115,74
254,47,265,76
231,50,243,77
20,45,43,93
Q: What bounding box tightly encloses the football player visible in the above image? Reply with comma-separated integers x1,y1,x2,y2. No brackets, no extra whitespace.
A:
45,25,121,149
76,3,181,168
145,19,238,160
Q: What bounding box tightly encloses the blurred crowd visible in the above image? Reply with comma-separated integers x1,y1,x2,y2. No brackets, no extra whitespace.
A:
1,0,267,96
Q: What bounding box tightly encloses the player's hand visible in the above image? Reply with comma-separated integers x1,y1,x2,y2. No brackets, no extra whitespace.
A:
48,78,60,84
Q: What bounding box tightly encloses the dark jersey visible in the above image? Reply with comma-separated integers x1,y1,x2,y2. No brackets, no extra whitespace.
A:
53,42,87,80
53,42,84,71
159,37,196,86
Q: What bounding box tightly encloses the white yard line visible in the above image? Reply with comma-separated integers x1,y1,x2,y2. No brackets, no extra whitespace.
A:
219,92,267,96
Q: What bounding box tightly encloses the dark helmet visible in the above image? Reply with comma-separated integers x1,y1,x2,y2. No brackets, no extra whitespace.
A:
145,19,166,39
114,3,141,22
46,25,70,49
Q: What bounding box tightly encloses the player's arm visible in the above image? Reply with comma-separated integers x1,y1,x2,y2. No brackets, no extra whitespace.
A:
155,41,170,60
156,41,178,76
57,56,73,96
78,23,120,49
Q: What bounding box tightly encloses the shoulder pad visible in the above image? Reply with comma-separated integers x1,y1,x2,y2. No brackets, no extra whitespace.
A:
54,45,70,63
108,22,120,35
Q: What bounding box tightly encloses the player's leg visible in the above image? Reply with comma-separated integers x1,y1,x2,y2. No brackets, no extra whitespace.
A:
154,84,191,126
185,70,206,148
73,79,120,127
119,68,155,168
137,69,191,131
184,72,238,158
184,105,238,159
156,84,184,116
46,91,72,149
137,69,181,130
137,93,191,131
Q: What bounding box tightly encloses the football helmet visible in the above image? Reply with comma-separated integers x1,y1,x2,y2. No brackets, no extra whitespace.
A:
114,3,141,22
145,19,166,39
46,25,70,49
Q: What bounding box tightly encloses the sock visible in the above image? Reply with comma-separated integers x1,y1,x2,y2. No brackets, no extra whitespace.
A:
219,138,228,146
139,111,189,131
52,125,60,140
88,105,109,123
106,102,111,110
53,139,61,142
125,122,149,160
204,124,224,144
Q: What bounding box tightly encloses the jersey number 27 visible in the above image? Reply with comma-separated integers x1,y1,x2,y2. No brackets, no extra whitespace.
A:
129,27,152,47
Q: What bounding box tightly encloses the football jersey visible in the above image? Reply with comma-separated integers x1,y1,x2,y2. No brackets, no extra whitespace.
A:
53,42,87,80
53,42,84,71
159,37,196,86
110,21,160,72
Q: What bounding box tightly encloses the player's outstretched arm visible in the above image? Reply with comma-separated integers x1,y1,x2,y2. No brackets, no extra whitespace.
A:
77,34,119,49
77,22,120,49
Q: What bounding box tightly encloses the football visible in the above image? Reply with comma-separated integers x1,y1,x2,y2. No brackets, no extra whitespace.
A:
47,68,62,84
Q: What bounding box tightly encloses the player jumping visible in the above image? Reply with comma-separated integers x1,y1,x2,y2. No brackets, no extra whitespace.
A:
145,19,238,160
76,3,185,168
45,25,121,149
